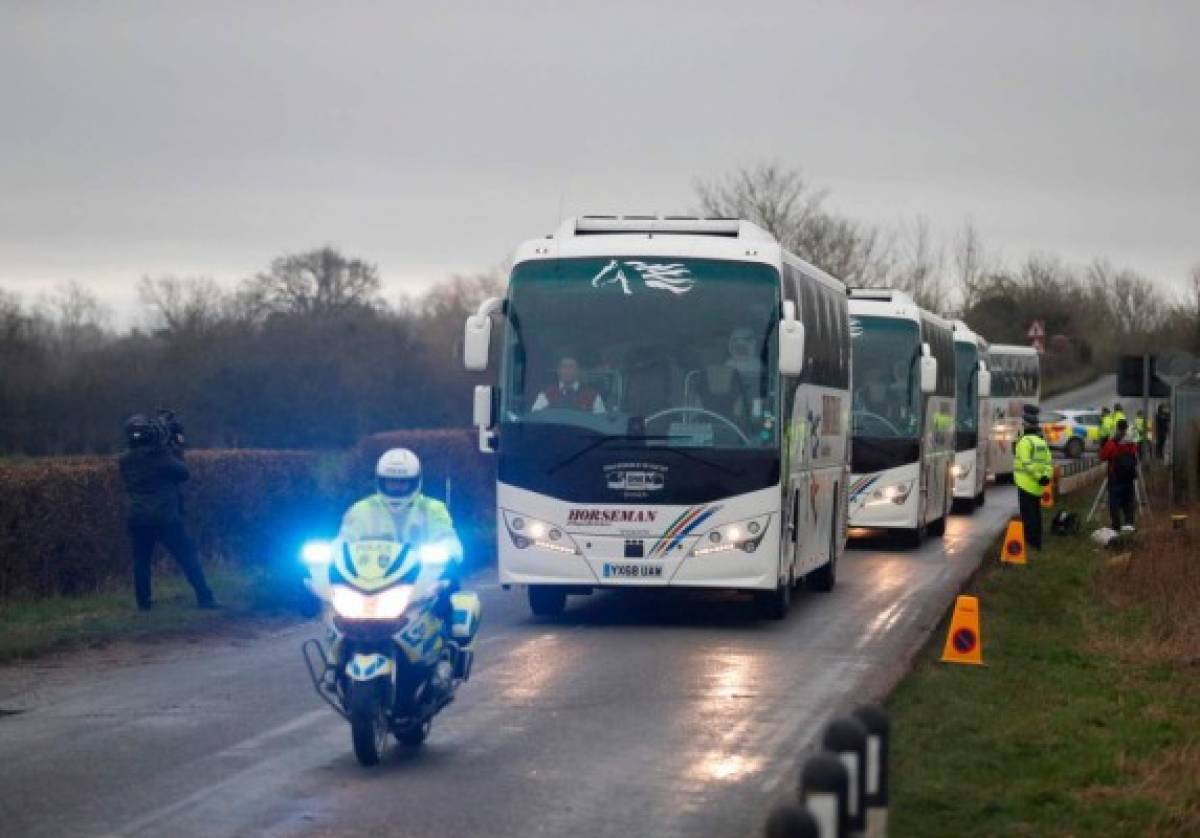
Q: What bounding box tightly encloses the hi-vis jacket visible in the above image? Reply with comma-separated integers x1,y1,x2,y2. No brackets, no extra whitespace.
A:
338,494,464,567
1014,431,1054,497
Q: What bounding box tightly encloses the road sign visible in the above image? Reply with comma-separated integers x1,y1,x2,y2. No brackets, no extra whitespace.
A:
1027,320,1045,339
1117,355,1171,398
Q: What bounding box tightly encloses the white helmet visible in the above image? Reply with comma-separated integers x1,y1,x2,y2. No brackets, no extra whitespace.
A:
376,448,421,511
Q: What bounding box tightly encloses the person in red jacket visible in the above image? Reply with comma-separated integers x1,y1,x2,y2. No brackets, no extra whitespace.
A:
531,356,605,413
1099,419,1139,530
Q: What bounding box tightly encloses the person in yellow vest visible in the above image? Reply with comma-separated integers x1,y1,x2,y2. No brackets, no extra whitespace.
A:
1097,407,1113,448
1134,410,1151,458
1014,404,1054,550
339,448,464,574
1111,403,1127,434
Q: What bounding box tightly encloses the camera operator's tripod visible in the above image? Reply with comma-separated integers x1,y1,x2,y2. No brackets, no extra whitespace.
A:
1085,461,1152,526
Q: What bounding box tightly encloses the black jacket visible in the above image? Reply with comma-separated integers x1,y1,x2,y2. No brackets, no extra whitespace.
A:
118,446,189,526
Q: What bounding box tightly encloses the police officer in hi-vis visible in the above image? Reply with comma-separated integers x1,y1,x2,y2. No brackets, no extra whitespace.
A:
1013,404,1054,550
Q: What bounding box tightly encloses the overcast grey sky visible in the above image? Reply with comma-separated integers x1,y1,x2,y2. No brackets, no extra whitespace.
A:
2,1,1197,319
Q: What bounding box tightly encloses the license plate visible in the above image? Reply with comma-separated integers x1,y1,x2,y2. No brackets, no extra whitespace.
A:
602,562,663,579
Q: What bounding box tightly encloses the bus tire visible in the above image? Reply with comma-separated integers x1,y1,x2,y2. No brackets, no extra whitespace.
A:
528,586,567,618
755,579,791,620
808,518,839,593
901,524,924,548
975,490,986,508
928,515,946,537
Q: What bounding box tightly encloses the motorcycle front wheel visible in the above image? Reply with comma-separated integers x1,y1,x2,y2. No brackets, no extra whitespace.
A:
348,680,389,766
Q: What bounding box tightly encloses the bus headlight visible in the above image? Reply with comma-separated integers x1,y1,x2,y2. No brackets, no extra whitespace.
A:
502,511,578,554
865,480,914,506
951,462,972,480
331,584,413,619
691,516,770,557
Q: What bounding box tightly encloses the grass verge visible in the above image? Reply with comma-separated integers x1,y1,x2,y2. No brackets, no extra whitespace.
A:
0,567,300,663
887,495,1200,837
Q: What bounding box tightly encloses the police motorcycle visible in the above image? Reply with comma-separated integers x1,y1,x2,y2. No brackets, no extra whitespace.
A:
299,535,481,766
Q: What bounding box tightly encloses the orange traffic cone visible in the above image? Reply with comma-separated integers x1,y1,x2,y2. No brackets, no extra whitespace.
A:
940,595,984,665
1000,516,1027,565
1041,466,1060,509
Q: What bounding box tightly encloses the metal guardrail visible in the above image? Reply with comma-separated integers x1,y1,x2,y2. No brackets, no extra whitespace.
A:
1054,454,1099,478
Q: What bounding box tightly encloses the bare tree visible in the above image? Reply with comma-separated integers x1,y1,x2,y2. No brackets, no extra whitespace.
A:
893,216,946,313
243,247,382,317
695,162,826,244
1086,260,1166,350
139,275,227,335
952,219,991,313
695,162,894,285
37,281,110,354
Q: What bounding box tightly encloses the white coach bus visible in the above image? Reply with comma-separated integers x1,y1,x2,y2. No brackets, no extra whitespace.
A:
463,215,851,619
846,289,956,546
951,320,992,509
987,344,1041,482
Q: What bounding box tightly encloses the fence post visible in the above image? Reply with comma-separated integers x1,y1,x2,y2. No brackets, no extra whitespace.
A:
852,705,890,838
764,802,819,838
822,717,869,836
798,751,849,838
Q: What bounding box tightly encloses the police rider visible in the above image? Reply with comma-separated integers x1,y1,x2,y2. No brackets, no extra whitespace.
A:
339,448,464,581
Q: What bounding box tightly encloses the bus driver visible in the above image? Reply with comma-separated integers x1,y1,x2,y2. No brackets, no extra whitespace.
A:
531,355,606,413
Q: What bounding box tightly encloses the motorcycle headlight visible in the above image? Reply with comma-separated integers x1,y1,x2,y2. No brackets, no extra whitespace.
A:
502,511,578,554
864,480,914,506
300,540,332,566
331,584,413,619
690,515,770,557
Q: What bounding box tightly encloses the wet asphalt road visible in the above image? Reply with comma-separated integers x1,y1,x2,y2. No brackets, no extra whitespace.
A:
0,487,1018,838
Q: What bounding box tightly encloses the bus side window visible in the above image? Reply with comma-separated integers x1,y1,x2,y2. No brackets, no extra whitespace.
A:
838,293,851,388
812,286,828,384
801,280,820,384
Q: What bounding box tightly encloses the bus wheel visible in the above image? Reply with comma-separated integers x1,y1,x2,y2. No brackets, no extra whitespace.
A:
975,490,986,508
755,578,791,619
928,516,946,537
808,521,839,593
528,586,567,618
901,524,925,548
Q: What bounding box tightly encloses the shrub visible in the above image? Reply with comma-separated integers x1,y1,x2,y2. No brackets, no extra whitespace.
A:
0,430,495,602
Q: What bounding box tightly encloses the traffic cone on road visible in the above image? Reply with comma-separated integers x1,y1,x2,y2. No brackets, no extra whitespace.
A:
940,595,984,665
1000,516,1027,565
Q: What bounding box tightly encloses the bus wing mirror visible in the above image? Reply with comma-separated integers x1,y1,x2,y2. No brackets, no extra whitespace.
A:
920,345,938,395
473,385,496,429
463,297,503,372
977,368,992,398
779,318,805,376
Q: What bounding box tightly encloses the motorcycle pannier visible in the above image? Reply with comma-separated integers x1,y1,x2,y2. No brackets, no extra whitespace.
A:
450,592,482,642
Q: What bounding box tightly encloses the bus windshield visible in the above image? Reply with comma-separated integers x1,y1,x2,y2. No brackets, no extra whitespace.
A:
850,315,920,439
955,342,979,434
501,257,780,450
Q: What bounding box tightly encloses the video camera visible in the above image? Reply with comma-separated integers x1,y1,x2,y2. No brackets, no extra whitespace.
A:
153,409,186,449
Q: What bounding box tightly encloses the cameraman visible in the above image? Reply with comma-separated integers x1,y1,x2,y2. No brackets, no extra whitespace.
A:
118,414,216,611
1100,418,1139,531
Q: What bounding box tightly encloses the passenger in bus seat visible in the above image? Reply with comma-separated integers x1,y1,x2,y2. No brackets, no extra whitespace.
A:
693,328,760,425
531,355,605,413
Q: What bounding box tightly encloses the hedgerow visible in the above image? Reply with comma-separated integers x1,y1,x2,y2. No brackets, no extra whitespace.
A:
0,431,494,601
